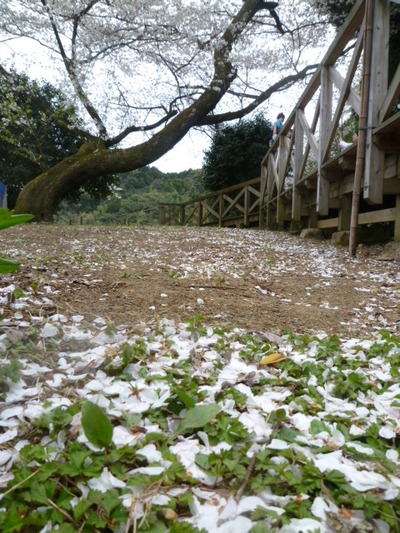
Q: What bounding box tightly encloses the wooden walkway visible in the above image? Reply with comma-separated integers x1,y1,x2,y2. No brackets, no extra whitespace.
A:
159,0,400,241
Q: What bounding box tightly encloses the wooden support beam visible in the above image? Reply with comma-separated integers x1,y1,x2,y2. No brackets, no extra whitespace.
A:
379,62,400,122
292,111,304,220
395,195,400,242
259,163,268,228
364,0,389,205
308,209,318,228
159,205,165,225
276,197,284,228
267,157,277,201
322,0,366,66
317,67,332,215
201,201,219,222
248,186,260,197
298,110,319,160
185,205,198,225
339,195,352,231
328,66,362,117
197,201,203,226
249,198,260,214
317,217,339,229
222,189,245,218
383,178,400,195
304,177,318,189
322,169,340,181
298,102,320,182
374,134,400,153
277,135,290,193
340,154,357,171
244,187,250,226
358,207,395,224
329,198,341,209
266,204,275,229
323,30,364,162
218,193,223,227
271,155,280,190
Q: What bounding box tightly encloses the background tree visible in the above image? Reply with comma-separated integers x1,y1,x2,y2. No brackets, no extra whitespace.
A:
0,0,326,220
202,114,273,191
0,69,115,208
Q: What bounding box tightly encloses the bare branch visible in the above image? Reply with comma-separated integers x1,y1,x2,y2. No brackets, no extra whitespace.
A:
106,110,178,147
198,63,319,125
40,0,108,138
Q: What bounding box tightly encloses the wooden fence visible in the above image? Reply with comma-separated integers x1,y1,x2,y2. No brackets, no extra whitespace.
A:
160,0,400,241
159,178,261,227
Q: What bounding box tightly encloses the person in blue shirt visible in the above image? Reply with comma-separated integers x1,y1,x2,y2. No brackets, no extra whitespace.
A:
269,112,285,148
272,112,285,141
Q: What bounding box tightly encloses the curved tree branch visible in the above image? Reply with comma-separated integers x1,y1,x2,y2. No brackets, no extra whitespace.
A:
40,0,108,139
198,63,319,125
106,110,178,147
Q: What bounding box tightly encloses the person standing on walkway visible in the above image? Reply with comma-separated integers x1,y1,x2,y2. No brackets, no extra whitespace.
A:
272,112,285,141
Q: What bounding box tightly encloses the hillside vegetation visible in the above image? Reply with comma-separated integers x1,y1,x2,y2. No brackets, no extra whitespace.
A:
56,166,205,225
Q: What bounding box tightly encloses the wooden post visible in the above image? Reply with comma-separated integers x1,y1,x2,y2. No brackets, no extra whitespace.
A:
292,111,304,221
198,201,203,226
364,0,389,205
219,193,223,227
244,186,249,227
276,199,284,229
278,135,287,192
350,0,374,257
317,67,332,216
266,204,274,229
259,162,268,228
159,205,165,226
339,195,352,231
395,195,400,242
308,209,318,229
180,205,185,225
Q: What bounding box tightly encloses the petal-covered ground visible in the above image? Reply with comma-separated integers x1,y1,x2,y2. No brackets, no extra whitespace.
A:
0,225,399,532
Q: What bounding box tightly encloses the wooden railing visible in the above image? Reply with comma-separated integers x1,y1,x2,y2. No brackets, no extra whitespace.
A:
160,0,400,240
159,178,262,227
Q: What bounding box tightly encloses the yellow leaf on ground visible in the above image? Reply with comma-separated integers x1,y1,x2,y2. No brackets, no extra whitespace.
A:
260,353,285,365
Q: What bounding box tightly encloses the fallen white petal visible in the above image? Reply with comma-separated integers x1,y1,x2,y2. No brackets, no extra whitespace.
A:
87,467,126,492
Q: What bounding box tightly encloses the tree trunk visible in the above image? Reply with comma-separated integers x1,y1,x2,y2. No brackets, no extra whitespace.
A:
14,82,233,221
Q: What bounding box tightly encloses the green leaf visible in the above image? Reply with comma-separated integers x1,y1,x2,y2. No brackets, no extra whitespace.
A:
380,502,400,532
250,521,275,532
194,454,210,470
28,480,50,505
81,401,113,448
0,209,33,230
175,404,221,435
274,428,299,443
176,389,196,408
0,258,19,273
269,408,287,424
37,462,59,481
144,520,168,532
102,490,121,514
309,420,331,436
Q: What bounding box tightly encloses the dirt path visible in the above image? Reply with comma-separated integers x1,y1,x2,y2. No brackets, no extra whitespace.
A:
2,224,400,337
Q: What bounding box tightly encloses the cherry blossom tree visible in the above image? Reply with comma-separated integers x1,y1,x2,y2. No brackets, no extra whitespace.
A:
0,0,325,220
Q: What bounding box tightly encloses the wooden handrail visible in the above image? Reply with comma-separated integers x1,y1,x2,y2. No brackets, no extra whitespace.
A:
159,177,261,208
